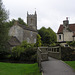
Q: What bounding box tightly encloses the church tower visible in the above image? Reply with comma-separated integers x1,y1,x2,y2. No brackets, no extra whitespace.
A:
27,11,37,30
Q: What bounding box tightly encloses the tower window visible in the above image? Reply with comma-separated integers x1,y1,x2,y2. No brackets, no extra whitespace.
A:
59,35,61,40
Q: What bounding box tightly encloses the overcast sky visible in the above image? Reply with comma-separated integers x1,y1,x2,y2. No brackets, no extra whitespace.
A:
2,0,75,32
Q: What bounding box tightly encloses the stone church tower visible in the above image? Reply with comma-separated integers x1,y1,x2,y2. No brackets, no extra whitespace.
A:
27,11,37,30
8,11,37,49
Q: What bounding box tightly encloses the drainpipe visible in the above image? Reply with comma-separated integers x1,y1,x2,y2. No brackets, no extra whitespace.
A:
63,34,64,41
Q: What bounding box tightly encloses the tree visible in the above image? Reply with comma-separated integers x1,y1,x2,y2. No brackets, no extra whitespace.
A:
5,18,27,28
38,27,57,46
35,34,41,47
18,18,27,25
0,0,9,59
5,19,16,28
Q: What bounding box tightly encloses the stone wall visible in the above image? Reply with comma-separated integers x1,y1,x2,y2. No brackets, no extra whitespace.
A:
48,46,61,60
57,32,74,42
63,31,73,41
9,24,37,43
38,47,61,60
23,30,37,43
38,47,48,61
9,24,23,42
57,34,63,42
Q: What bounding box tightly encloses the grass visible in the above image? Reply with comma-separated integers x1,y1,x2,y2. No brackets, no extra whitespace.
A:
65,61,75,70
0,62,41,75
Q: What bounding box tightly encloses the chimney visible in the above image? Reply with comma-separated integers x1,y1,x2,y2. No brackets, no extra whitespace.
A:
63,17,69,26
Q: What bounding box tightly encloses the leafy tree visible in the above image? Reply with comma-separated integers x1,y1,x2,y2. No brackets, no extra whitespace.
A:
38,27,57,46
5,18,27,28
5,19,16,28
18,18,27,25
0,0,8,50
0,0,9,59
35,34,41,47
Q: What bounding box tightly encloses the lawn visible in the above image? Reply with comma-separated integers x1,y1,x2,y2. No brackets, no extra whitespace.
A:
65,61,75,70
0,62,41,75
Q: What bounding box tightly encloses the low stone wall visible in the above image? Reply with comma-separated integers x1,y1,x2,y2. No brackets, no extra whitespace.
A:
48,46,61,60
39,47,48,61
37,46,61,71
37,48,42,72
41,53,48,61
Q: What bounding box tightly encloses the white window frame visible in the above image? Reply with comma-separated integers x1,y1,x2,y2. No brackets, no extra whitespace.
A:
59,35,61,40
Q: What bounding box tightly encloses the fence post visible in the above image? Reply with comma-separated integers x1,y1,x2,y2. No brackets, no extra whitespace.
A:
37,47,42,72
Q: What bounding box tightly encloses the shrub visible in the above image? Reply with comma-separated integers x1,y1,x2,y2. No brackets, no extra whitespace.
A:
11,41,37,63
67,41,75,47
11,46,25,60
61,47,75,61
0,50,10,60
35,34,41,47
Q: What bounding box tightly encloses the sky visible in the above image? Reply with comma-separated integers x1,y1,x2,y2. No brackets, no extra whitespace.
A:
2,0,75,32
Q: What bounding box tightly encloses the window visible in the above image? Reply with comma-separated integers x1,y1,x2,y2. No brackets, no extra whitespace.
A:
59,35,61,40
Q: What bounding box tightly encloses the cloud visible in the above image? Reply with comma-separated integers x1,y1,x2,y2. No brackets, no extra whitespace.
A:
3,0,75,32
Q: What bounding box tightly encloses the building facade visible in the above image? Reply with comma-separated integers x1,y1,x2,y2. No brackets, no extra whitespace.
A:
8,11,37,47
57,18,75,46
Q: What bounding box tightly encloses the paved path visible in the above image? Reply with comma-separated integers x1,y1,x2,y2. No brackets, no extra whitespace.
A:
41,57,75,75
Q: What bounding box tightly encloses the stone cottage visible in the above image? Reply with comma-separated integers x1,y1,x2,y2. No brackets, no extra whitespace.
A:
57,18,75,46
8,11,37,48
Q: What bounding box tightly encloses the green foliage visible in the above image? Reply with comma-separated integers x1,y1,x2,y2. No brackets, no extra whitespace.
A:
61,47,75,61
67,41,75,47
21,41,34,48
0,49,10,59
18,18,27,25
50,43,56,46
38,27,57,46
0,62,41,75
0,0,8,22
35,34,41,47
0,0,9,59
5,18,27,28
5,19,16,28
11,41,37,62
12,46,25,59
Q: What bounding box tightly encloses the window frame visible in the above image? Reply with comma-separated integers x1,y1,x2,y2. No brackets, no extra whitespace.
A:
59,35,61,40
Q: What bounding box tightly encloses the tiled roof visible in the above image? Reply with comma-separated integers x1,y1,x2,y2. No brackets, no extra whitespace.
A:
57,24,75,34
57,25,63,34
69,24,75,31
8,36,21,46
